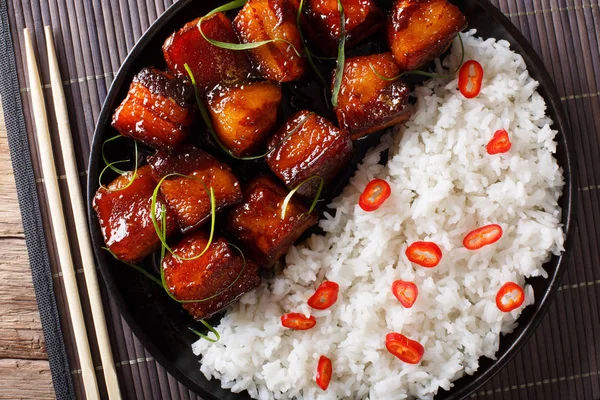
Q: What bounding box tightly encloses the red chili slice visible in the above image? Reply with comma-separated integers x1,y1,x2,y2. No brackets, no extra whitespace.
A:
392,280,418,308
315,355,332,390
385,332,424,364
359,179,391,212
463,224,503,250
281,313,317,330
458,60,484,99
496,282,525,312
308,281,339,310
405,241,442,268
487,129,512,154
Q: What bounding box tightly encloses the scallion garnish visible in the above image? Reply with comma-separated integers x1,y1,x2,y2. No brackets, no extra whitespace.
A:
198,0,302,57
330,0,346,107
280,175,324,219
150,173,216,261
160,242,249,304
98,138,139,191
296,0,327,87
189,322,220,343
102,135,127,174
102,247,163,287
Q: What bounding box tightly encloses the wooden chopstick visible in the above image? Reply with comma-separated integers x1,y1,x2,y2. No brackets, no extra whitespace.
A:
23,28,101,400
44,25,122,400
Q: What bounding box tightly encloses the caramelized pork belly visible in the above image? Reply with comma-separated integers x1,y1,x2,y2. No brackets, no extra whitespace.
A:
234,0,306,82
334,53,411,139
93,165,176,263
207,81,282,157
148,146,242,233
387,0,466,71
300,0,382,56
111,67,194,150
226,175,317,267
163,13,252,93
266,111,352,197
162,231,260,320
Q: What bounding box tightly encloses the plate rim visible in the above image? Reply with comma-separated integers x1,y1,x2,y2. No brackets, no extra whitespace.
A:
86,0,577,398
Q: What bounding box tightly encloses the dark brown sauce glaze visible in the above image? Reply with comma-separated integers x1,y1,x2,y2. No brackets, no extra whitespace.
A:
134,67,194,108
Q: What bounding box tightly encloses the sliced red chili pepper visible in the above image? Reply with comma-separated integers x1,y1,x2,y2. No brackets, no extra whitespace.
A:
487,129,512,154
385,332,424,364
281,313,317,330
405,241,442,268
359,179,391,212
458,60,484,99
315,355,332,390
496,282,525,312
463,224,503,250
392,280,418,308
308,281,339,310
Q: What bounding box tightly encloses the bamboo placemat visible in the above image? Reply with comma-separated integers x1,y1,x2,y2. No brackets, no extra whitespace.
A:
1,0,599,399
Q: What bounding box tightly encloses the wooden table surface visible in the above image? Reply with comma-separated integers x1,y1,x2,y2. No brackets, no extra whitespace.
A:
0,108,55,399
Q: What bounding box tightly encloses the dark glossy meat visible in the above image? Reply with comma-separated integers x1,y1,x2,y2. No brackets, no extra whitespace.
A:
207,81,282,157
93,165,177,263
387,0,467,71
162,231,261,320
266,110,353,197
163,13,252,93
334,53,411,139
226,175,318,267
234,0,306,82
147,146,242,233
299,0,383,56
111,67,194,150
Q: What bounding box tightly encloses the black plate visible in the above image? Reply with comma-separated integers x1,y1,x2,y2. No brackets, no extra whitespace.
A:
87,0,576,398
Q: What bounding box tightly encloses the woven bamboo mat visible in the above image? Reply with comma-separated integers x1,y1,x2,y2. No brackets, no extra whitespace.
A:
1,0,599,399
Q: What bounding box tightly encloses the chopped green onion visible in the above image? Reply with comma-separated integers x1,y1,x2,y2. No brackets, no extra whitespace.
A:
102,135,127,174
204,0,247,18
150,173,216,261
98,139,139,192
189,322,220,343
160,242,249,304
281,175,324,219
297,0,327,87
102,247,163,287
185,64,309,160
330,0,346,107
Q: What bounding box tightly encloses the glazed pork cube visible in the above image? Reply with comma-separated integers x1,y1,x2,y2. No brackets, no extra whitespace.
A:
300,0,383,56
387,0,466,71
162,231,261,320
147,146,243,233
266,111,352,197
234,0,306,82
111,67,194,150
93,165,177,263
163,13,252,93
334,53,411,139
226,175,317,267
207,81,282,157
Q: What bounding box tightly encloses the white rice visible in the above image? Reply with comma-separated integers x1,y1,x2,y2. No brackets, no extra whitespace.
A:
192,31,565,400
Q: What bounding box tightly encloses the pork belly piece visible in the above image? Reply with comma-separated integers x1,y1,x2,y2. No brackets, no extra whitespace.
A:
387,0,467,71
266,110,353,197
163,13,252,93
300,0,383,56
93,165,177,263
234,0,306,82
111,67,194,150
226,175,317,267
207,81,282,157
334,53,411,139
162,231,261,320
147,146,242,233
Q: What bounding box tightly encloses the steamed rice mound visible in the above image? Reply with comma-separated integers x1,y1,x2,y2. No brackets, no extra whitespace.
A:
193,31,565,400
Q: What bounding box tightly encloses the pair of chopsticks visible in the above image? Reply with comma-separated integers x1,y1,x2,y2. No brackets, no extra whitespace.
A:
24,27,121,400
